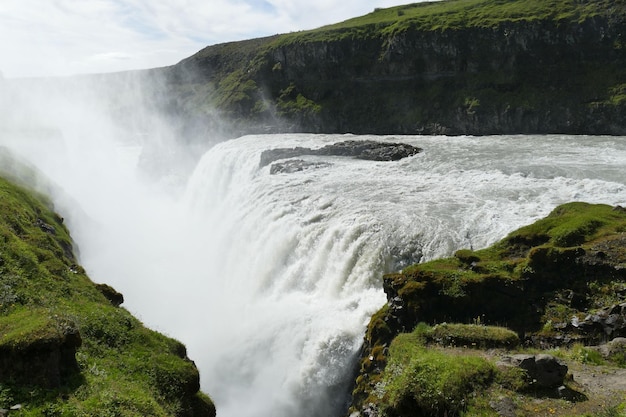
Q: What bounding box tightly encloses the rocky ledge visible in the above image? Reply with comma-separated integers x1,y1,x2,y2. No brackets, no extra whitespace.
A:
349,202,626,417
259,140,422,169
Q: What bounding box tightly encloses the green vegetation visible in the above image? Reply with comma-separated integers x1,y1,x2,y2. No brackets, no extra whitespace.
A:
163,0,625,136
273,0,621,45
506,202,626,248
352,202,626,416
0,176,214,416
376,330,496,417
427,323,520,349
276,84,322,117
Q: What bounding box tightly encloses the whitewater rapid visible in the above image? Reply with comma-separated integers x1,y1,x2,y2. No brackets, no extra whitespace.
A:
176,133,626,417
3,123,626,415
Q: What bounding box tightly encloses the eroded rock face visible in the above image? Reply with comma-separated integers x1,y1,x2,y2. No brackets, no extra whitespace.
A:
170,8,625,137
0,328,82,388
260,140,422,168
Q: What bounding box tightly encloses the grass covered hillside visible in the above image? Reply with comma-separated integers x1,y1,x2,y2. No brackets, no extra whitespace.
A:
276,0,623,43
350,202,626,417
0,176,215,416
165,0,626,138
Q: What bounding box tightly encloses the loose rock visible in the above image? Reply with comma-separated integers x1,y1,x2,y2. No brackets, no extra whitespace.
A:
499,354,568,388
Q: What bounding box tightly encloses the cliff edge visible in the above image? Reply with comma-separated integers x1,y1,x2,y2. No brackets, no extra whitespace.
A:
349,202,626,416
161,0,626,138
0,174,215,416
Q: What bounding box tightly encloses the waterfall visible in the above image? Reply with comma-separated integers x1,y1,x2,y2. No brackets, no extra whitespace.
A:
174,133,626,417
2,81,626,417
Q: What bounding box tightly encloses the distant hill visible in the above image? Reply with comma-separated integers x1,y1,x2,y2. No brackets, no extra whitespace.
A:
155,0,626,138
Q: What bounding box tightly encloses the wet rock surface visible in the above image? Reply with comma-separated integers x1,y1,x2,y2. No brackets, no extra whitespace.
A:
269,159,331,174
260,140,422,168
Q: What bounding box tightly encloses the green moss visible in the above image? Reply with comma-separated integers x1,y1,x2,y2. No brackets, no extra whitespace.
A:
353,202,626,414
377,333,496,416
607,84,626,106
0,307,67,349
496,365,532,392
0,176,214,416
570,343,606,366
429,323,520,349
508,202,626,248
270,0,621,46
276,84,322,117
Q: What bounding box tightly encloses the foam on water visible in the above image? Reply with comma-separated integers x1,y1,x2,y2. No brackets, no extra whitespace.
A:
2,109,626,416
176,133,626,417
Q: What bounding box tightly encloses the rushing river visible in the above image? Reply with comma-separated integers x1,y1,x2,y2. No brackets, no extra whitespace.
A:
2,83,626,416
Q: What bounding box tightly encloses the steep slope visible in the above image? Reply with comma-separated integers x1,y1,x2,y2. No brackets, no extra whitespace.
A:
163,0,626,137
0,174,215,416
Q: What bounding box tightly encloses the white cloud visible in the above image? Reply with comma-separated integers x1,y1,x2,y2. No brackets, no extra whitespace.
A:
0,0,415,78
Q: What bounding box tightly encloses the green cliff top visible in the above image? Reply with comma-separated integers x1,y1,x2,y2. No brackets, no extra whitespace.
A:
176,0,625,137
272,0,624,45
352,202,626,416
0,176,215,416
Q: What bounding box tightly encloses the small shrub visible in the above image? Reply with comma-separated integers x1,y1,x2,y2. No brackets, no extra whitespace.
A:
570,343,605,365
608,345,626,367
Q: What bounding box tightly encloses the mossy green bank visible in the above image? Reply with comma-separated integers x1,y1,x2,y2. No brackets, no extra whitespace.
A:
350,202,626,416
0,176,215,416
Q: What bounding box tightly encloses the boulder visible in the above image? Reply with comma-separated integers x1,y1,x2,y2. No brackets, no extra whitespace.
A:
499,354,568,388
592,337,626,360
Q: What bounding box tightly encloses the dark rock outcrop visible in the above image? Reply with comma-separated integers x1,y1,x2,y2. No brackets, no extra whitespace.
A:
260,140,422,168
348,203,626,415
498,354,568,389
572,303,626,338
95,283,125,307
0,325,82,389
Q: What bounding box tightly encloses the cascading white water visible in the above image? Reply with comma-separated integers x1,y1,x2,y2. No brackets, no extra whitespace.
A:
2,80,626,416
174,133,626,417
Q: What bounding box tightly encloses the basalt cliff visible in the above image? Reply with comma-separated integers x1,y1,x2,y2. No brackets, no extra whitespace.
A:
153,0,626,139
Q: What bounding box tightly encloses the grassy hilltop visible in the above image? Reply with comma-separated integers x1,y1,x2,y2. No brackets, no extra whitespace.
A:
0,175,215,416
157,0,626,139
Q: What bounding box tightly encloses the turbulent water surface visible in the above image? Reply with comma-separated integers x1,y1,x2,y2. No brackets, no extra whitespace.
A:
2,85,626,417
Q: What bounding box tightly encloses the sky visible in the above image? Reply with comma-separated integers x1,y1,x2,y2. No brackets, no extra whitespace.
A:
0,0,416,79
